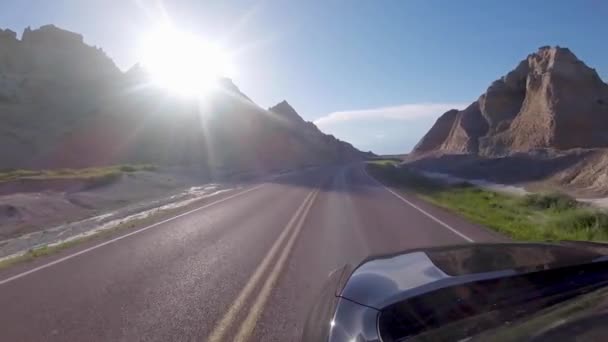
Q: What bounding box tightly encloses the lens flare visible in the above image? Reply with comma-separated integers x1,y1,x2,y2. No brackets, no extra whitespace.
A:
139,26,235,96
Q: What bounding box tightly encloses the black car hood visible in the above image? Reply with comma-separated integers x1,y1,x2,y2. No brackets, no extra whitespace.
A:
339,242,608,309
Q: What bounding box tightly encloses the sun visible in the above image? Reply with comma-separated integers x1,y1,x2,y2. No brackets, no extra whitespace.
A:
139,27,235,96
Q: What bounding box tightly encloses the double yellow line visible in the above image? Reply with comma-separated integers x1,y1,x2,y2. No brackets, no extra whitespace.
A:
208,187,321,342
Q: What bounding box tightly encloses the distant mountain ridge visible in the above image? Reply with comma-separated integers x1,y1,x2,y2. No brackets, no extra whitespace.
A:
268,100,370,161
0,25,368,173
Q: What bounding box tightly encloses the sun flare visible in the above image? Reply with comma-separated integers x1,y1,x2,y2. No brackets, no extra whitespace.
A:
139,27,234,96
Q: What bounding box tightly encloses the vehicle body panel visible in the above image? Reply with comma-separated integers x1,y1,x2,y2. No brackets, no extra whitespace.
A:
340,243,605,308
302,242,608,342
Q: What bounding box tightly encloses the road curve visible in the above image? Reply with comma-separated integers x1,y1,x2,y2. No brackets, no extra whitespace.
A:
0,163,506,341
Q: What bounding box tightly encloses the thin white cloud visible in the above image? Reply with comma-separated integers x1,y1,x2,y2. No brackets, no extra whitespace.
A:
374,133,386,139
314,103,467,127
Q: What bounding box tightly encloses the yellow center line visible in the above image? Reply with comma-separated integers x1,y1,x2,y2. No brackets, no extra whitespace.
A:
234,188,320,342
207,188,318,342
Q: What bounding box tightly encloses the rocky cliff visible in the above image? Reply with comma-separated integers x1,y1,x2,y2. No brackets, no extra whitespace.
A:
413,46,608,156
0,25,367,173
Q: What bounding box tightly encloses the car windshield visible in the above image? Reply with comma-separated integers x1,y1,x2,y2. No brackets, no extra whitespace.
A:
379,260,608,342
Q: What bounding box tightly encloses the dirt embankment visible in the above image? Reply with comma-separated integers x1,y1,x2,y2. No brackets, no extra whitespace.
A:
405,148,608,198
0,167,209,241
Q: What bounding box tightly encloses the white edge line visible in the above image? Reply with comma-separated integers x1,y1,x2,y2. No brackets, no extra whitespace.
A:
0,183,266,286
363,166,474,243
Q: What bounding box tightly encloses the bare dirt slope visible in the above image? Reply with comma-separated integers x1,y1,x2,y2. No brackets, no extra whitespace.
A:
0,168,208,240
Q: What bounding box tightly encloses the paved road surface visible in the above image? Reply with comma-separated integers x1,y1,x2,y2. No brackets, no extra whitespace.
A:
0,163,506,341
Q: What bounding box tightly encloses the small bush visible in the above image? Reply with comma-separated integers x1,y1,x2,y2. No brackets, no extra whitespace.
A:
454,181,474,188
119,165,137,172
523,192,579,211
141,164,157,172
84,171,122,189
551,210,608,239
116,164,157,173
367,164,445,197
369,159,399,167
0,169,42,181
55,169,74,175
12,169,42,177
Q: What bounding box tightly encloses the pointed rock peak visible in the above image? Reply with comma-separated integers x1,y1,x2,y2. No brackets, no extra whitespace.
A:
525,45,600,82
269,100,304,122
216,77,252,102
218,77,237,87
534,45,578,61
126,63,143,74
21,24,84,47
124,63,151,82
0,24,120,79
271,100,295,112
0,28,17,42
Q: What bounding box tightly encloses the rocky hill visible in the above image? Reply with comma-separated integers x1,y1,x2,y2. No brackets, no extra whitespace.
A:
409,46,608,195
413,46,608,156
268,101,367,162
0,25,367,174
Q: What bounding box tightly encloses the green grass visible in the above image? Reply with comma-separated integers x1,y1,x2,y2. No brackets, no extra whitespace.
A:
0,164,157,186
368,158,401,167
367,162,608,242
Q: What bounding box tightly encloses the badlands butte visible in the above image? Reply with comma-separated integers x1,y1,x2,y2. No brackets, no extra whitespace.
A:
0,24,368,173
408,46,608,196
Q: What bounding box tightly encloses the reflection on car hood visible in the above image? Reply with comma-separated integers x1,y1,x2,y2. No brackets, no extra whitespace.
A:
467,284,608,341
340,242,608,308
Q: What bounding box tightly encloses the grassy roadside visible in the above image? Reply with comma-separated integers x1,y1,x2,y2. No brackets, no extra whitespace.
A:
0,164,157,187
369,158,403,166
0,186,232,270
367,160,608,242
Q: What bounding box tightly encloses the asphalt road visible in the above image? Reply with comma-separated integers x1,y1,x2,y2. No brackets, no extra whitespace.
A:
0,163,506,341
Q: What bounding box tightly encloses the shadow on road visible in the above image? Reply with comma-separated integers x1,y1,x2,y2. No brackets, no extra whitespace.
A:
261,164,383,195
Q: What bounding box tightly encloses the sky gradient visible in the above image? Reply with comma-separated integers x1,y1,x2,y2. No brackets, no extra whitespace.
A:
1,0,607,154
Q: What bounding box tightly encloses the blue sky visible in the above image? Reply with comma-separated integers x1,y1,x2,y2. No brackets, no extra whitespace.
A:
1,0,608,154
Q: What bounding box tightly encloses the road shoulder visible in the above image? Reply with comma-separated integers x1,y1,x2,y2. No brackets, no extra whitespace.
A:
363,163,509,243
